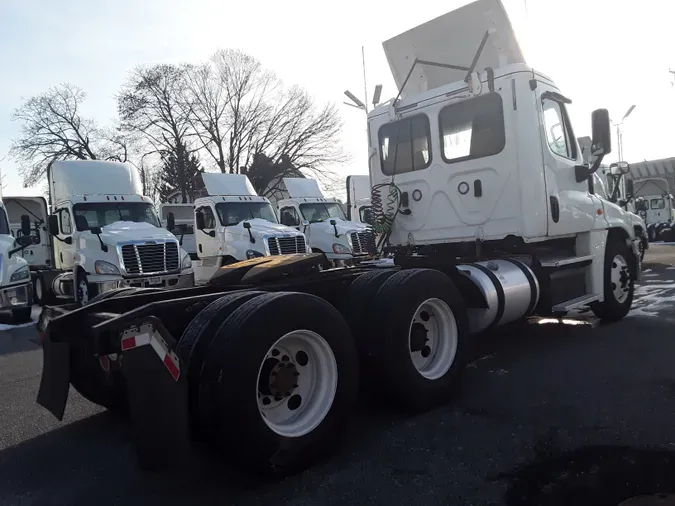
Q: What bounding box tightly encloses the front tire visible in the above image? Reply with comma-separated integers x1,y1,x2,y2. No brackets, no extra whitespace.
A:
591,236,635,322
201,291,359,477
75,270,97,306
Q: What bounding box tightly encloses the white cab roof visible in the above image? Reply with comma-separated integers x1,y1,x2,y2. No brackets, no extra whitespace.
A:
202,173,257,196
50,160,143,202
283,178,324,198
383,0,524,97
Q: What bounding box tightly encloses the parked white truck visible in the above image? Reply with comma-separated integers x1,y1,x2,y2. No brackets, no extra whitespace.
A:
17,160,194,305
189,173,308,282
271,177,376,264
37,0,643,481
631,177,675,241
0,192,33,322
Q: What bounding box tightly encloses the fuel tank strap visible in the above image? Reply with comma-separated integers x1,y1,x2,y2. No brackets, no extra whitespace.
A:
470,263,505,331
502,258,539,316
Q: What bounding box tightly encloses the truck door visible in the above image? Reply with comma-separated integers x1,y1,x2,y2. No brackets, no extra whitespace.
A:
279,205,302,231
53,207,76,270
537,87,601,236
195,205,218,259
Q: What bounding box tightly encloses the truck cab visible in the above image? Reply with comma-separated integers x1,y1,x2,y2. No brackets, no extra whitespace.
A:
630,177,674,240
0,196,33,322
192,173,308,282
25,160,194,305
272,178,375,264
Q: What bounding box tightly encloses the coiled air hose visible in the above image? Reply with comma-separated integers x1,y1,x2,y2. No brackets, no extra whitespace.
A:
368,181,402,253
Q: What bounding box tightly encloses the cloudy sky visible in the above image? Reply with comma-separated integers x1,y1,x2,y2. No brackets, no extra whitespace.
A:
1,0,674,197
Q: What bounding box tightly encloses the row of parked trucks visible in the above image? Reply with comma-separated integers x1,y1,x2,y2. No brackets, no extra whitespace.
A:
1,162,375,315
0,0,651,482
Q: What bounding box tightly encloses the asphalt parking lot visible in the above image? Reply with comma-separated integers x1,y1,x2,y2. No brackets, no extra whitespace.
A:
1,245,675,506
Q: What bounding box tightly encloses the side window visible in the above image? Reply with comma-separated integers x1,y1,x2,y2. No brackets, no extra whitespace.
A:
439,92,505,163
542,98,577,160
280,207,300,226
60,209,72,235
651,198,666,210
378,114,431,175
201,207,216,228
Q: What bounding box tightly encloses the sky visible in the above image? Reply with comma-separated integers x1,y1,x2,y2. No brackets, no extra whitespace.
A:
1,0,674,198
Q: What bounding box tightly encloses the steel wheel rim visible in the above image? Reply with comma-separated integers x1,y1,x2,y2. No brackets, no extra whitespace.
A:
407,297,458,380
610,253,630,303
256,329,338,438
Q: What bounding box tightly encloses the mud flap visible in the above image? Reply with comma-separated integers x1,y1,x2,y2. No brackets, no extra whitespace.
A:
121,330,190,471
36,338,71,421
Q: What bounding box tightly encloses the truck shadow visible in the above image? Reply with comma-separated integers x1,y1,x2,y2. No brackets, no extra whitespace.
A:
0,315,646,506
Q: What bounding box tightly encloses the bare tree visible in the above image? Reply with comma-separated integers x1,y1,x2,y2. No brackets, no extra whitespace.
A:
118,64,195,203
9,84,101,185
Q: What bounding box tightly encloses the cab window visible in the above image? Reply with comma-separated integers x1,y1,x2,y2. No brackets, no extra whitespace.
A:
439,92,505,163
542,98,578,160
280,207,300,227
198,206,216,228
378,114,431,175
651,198,666,210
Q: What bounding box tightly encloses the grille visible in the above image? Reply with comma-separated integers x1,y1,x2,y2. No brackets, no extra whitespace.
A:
266,235,307,256
350,231,376,254
121,242,179,275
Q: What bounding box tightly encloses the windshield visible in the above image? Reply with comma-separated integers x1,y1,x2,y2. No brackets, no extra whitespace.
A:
0,208,9,235
299,202,346,223
215,202,278,226
72,202,160,230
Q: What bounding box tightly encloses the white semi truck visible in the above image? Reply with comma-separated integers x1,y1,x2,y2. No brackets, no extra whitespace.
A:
345,174,373,224
630,177,675,241
271,177,375,264
188,173,308,282
15,160,194,305
36,0,643,480
0,192,33,322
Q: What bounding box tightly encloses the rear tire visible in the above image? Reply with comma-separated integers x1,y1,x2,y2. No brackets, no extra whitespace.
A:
591,236,635,322
362,268,470,412
177,290,266,433
200,291,359,477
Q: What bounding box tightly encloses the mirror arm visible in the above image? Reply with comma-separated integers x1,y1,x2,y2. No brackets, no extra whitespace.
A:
247,229,255,243
94,232,109,253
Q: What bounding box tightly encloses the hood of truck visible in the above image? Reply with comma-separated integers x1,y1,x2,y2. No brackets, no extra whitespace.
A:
98,221,178,245
383,0,524,97
0,235,30,285
308,218,368,238
230,218,302,238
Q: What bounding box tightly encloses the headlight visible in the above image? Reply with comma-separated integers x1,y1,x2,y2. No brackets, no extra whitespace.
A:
182,253,192,269
246,249,265,259
332,243,352,254
10,266,30,283
95,260,120,275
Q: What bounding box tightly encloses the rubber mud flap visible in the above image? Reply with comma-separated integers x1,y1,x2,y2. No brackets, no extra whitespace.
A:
36,338,71,421
122,344,190,471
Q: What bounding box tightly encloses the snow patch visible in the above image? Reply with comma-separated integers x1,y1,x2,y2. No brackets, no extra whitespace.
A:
102,221,157,231
629,282,675,317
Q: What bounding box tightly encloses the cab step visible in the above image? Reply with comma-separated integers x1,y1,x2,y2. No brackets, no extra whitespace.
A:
552,293,601,312
540,254,594,268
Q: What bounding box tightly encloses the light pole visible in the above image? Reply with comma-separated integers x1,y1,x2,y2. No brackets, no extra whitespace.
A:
613,104,636,161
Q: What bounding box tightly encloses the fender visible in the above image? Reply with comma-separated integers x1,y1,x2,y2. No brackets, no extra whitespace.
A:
599,200,635,240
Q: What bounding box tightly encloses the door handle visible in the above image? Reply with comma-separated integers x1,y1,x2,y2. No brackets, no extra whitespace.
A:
550,196,560,223
474,179,483,197
199,244,203,253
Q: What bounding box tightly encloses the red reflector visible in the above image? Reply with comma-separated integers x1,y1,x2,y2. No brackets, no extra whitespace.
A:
163,354,180,381
121,336,136,351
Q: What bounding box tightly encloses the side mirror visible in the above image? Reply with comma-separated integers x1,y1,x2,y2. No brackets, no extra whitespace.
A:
90,226,103,235
626,179,634,198
48,215,60,236
166,212,175,231
15,235,32,247
301,219,309,233
195,212,205,231
243,221,252,230
20,215,31,237
242,221,255,243
329,219,339,238
329,219,337,226
591,108,612,157
610,161,630,175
